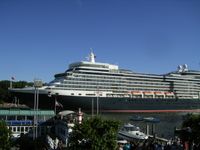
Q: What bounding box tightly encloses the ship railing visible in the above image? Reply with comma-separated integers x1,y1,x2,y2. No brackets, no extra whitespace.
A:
176,95,199,99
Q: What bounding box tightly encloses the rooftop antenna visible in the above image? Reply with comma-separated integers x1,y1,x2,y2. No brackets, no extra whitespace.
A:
90,48,93,53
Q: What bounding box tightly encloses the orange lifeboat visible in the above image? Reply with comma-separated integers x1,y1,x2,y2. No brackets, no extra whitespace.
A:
165,92,174,96
132,91,143,95
154,91,164,95
143,91,154,95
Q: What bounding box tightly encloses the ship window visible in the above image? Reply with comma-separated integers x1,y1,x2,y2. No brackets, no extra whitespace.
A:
79,93,82,96
71,93,74,95
25,127,29,132
86,94,95,96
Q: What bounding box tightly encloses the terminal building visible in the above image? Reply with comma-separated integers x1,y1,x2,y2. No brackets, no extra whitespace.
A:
0,108,55,139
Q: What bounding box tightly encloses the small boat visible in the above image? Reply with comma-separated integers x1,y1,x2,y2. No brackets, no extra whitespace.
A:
143,117,160,123
117,139,128,144
129,115,143,121
118,123,148,141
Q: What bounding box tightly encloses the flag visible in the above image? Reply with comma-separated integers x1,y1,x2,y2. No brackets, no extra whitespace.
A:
55,100,63,108
11,77,15,80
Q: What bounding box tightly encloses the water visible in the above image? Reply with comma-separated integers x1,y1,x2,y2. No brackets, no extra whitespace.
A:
101,112,193,139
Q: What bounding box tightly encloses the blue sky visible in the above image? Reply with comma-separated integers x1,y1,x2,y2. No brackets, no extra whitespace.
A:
0,0,200,82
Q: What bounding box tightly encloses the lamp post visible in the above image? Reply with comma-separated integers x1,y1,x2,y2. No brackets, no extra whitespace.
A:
10,77,15,88
54,93,59,114
96,85,100,115
91,98,94,117
33,79,42,140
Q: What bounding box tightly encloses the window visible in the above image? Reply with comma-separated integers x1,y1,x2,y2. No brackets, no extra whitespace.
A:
25,127,29,132
13,127,16,132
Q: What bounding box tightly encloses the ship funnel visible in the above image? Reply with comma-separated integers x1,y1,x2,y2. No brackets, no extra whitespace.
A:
89,51,96,63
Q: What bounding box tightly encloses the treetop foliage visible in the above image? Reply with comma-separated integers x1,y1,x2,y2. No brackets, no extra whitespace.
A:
0,80,33,103
0,120,12,150
181,113,200,144
68,116,121,150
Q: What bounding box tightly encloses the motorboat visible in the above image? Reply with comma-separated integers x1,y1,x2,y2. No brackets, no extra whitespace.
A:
129,115,143,121
118,123,148,141
143,117,160,123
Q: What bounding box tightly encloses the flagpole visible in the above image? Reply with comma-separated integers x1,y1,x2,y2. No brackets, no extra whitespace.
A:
54,93,62,115
10,80,12,89
96,85,99,115
54,97,56,114
10,77,14,88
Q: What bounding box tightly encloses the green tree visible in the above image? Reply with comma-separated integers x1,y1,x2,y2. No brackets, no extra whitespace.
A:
0,80,33,103
181,113,200,144
68,116,121,150
0,80,11,102
0,121,12,150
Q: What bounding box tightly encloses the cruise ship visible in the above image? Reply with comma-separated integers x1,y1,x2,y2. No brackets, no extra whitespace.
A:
10,52,200,113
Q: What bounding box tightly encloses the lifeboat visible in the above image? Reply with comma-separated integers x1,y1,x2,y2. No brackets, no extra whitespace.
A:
131,91,143,95
165,92,174,96
143,91,154,95
154,91,164,95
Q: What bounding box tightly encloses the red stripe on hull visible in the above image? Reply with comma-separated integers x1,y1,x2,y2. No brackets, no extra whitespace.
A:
101,109,200,113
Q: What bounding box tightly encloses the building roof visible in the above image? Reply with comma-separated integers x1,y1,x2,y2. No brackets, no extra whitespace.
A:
0,109,55,116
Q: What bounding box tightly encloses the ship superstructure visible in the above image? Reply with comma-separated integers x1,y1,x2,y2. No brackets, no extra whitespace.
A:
47,52,200,99
10,52,200,112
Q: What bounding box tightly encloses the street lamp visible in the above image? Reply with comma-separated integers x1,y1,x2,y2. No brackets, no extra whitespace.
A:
54,93,59,114
49,92,62,114
96,84,100,115
33,79,42,140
